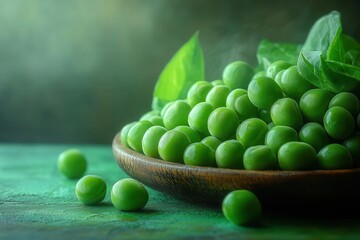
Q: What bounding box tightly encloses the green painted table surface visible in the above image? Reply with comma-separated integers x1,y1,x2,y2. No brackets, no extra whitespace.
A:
1,144,360,240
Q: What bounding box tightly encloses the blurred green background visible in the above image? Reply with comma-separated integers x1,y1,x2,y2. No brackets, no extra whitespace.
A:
0,0,359,144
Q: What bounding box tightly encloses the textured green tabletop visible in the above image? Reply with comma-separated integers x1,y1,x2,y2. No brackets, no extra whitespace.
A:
1,144,360,240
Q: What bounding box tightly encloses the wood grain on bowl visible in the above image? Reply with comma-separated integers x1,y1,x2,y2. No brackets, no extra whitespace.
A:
112,133,360,208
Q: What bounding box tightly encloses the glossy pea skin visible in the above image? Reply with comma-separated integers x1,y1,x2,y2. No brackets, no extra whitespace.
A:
266,61,292,79
270,98,303,131
158,129,191,163
148,115,164,126
205,85,231,108
243,145,278,170
329,92,360,118
127,120,154,153
252,71,266,80
234,94,259,122
140,110,160,121
160,101,174,117
75,175,106,205
323,106,355,140
343,133,360,167
236,118,268,149
278,142,318,171
183,142,216,167
222,190,262,226
208,107,239,141
201,136,222,151
174,125,202,143
274,69,286,88
222,61,255,90
163,100,192,129
58,149,87,179
142,126,167,158
278,66,315,102
111,178,148,211
248,76,283,110
215,140,245,169
226,88,247,111
188,102,215,136
300,89,334,123
187,81,213,107
317,144,353,170
299,122,330,152
120,122,137,147
211,79,225,86
265,126,299,154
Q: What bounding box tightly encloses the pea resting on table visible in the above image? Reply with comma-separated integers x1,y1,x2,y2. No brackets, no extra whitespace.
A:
58,149,87,179
222,189,262,226
111,178,149,211
75,175,107,205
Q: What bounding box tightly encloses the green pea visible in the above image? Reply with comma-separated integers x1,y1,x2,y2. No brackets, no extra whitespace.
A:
140,110,160,121
278,142,318,170
266,61,292,79
278,66,315,102
259,109,272,124
234,94,259,122
111,178,149,211
58,149,87,179
120,122,137,147
222,190,262,226
267,122,275,130
183,142,216,167
215,140,245,169
142,126,167,158
265,126,299,153
236,118,268,148
174,125,202,143
188,102,215,136
205,85,231,108
270,98,303,131
300,89,334,123
208,107,239,141
329,92,360,118
222,61,254,90
226,88,247,111
158,129,191,163
75,175,106,205
248,76,283,110
201,136,222,151
148,115,164,126
127,120,154,153
324,106,355,140
252,71,266,80
160,101,174,117
243,145,278,170
211,79,225,86
274,69,286,87
187,81,213,107
343,133,360,167
299,122,330,152
163,100,192,129
317,144,353,170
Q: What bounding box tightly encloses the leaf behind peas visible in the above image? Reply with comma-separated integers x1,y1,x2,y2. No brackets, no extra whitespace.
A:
152,32,205,111
256,39,302,70
326,60,360,80
298,51,358,92
302,11,344,62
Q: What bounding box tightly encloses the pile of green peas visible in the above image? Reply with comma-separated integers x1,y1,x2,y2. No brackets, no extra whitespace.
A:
122,60,360,171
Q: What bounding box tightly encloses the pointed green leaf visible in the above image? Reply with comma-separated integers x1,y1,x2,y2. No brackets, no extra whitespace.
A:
152,32,205,111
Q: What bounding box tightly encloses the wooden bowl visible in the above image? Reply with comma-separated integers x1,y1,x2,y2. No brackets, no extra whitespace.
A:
112,133,360,208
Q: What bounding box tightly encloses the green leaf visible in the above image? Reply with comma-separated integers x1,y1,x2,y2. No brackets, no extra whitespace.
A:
302,11,343,61
256,39,302,70
298,51,359,92
326,59,360,80
152,32,205,111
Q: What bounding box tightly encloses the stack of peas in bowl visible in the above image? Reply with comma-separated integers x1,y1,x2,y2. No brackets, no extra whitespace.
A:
121,60,360,172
